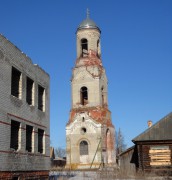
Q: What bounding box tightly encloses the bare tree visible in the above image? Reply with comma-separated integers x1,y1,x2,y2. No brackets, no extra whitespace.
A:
116,128,127,155
55,147,66,158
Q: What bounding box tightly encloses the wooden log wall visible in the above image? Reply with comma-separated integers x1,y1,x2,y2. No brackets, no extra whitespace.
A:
137,142,172,176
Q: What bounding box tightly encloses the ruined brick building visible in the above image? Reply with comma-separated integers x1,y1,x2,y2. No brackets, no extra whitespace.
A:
0,34,50,179
66,12,116,169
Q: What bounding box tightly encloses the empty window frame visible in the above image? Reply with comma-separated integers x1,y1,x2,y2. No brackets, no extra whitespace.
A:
26,77,34,105
38,85,45,111
10,120,20,150
149,146,171,166
80,141,88,155
80,86,88,105
38,129,44,154
11,67,22,98
81,38,88,57
26,125,33,152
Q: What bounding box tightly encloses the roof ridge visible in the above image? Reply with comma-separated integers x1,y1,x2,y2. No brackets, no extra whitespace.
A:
132,112,172,142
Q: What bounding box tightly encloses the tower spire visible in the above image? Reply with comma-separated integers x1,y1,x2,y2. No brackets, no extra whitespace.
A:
87,8,90,19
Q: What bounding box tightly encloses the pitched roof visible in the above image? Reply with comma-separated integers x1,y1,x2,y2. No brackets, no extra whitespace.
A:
132,112,172,142
119,145,135,156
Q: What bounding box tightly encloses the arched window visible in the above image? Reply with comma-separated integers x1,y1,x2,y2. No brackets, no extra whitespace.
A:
81,39,88,57
80,86,88,105
80,141,88,155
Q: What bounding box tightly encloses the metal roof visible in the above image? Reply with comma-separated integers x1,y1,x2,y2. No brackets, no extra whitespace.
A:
77,9,101,33
132,112,172,142
119,145,135,156
77,18,101,32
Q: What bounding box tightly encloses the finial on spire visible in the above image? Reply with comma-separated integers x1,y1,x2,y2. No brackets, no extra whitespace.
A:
87,8,90,19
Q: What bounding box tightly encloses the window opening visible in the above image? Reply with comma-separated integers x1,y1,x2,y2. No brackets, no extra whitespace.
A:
97,39,99,48
149,146,171,166
81,39,88,57
26,125,33,152
38,129,44,154
81,127,87,135
11,67,22,98
38,85,45,111
10,120,20,150
26,77,34,105
80,86,88,105
101,87,104,107
82,117,85,122
97,39,100,55
80,141,88,155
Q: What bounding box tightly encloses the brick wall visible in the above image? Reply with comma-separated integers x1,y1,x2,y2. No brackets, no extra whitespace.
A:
0,34,50,172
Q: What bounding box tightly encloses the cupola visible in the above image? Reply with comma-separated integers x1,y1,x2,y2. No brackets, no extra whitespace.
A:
77,10,101,33
76,9,101,58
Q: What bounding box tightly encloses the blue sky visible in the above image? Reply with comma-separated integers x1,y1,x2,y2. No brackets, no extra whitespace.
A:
1,0,172,148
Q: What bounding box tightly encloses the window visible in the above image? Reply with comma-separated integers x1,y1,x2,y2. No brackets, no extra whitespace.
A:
81,127,87,135
38,129,44,154
10,120,20,150
80,141,88,155
80,86,88,105
101,87,104,107
81,39,88,57
97,39,100,56
11,67,22,98
149,146,171,166
26,125,33,152
26,77,34,105
97,39,100,49
38,85,45,111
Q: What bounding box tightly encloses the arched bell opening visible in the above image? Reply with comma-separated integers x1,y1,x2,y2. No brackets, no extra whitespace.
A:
81,38,88,57
80,86,88,105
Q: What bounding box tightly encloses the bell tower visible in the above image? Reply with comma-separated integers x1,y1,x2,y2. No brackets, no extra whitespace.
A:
66,10,116,169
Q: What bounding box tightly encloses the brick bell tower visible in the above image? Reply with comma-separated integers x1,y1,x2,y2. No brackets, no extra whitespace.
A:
66,10,116,169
